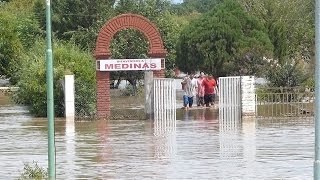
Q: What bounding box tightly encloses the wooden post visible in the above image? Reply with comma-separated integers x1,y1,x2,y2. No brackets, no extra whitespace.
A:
144,71,154,119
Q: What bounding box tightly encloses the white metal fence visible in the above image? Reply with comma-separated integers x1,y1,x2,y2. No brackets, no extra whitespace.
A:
152,78,176,158
153,78,176,129
218,77,242,126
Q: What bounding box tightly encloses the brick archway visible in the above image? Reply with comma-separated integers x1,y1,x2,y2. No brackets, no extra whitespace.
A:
95,13,167,118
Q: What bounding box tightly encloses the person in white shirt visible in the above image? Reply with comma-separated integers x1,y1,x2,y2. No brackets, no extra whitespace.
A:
181,74,198,110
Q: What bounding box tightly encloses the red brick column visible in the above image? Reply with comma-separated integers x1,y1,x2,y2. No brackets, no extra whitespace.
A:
96,71,110,119
153,68,165,78
149,54,166,78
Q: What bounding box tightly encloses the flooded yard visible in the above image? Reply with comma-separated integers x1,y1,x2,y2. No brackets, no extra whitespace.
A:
0,93,315,179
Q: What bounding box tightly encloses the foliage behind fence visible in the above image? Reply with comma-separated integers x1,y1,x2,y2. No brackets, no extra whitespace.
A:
75,84,146,120
74,78,96,119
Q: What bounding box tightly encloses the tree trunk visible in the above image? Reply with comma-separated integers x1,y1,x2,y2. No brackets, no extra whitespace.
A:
115,76,122,89
127,78,137,96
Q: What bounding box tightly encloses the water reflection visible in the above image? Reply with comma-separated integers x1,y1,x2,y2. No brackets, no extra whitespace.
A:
219,106,241,130
96,120,112,163
178,108,219,121
153,113,177,159
219,123,242,159
257,117,314,128
182,109,193,121
242,120,256,178
64,117,76,179
0,92,11,105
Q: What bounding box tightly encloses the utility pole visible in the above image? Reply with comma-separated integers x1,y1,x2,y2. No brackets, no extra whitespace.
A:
45,0,56,179
315,0,320,179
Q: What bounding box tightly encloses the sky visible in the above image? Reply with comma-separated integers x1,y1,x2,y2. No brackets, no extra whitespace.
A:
172,0,183,4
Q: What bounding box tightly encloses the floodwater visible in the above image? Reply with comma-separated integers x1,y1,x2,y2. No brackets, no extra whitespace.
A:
0,93,315,179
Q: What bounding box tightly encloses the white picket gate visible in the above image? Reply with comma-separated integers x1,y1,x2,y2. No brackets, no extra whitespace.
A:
218,76,242,127
153,78,176,134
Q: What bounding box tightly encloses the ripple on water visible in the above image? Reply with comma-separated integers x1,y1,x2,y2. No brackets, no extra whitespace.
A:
0,105,315,179
0,105,29,115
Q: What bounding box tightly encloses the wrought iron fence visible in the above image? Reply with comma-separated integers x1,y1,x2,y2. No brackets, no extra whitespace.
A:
256,86,314,118
74,79,97,120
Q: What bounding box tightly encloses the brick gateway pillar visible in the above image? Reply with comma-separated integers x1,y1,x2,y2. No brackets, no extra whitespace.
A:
94,14,167,119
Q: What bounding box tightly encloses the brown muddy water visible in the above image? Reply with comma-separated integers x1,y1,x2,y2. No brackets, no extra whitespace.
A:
0,93,315,179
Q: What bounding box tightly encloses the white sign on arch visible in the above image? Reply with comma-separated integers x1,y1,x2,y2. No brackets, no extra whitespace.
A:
97,58,163,71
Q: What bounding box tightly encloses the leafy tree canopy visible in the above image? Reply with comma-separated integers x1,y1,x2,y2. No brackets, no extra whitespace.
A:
0,0,41,80
108,0,184,83
110,29,148,89
266,61,307,87
239,0,314,65
239,0,314,87
34,0,116,42
170,0,222,15
176,0,273,77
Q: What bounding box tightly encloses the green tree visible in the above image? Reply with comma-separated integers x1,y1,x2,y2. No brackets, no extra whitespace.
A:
33,0,116,50
170,0,222,15
114,0,179,72
176,0,273,77
239,0,314,87
34,0,115,39
239,0,314,65
34,0,181,78
110,29,148,93
107,0,184,88
266,61,307,87
0,0,42,82
0,11,22,79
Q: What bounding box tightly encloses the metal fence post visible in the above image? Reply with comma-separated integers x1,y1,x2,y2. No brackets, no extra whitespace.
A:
315,0,320,178
45,0,56,178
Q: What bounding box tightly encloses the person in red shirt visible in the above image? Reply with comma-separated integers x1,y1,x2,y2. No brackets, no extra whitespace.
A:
202,75,217,107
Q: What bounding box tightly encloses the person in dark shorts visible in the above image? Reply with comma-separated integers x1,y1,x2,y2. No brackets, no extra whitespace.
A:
202,75,217,107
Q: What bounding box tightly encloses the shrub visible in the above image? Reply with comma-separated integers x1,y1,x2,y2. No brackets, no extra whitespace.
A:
266,61,308,88
121,84,144,96
13,39,96,117
19,161,47,180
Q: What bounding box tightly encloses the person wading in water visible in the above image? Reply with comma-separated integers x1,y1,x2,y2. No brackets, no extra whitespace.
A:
196,72,205,107
181,74,198,110
202,75,217,107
